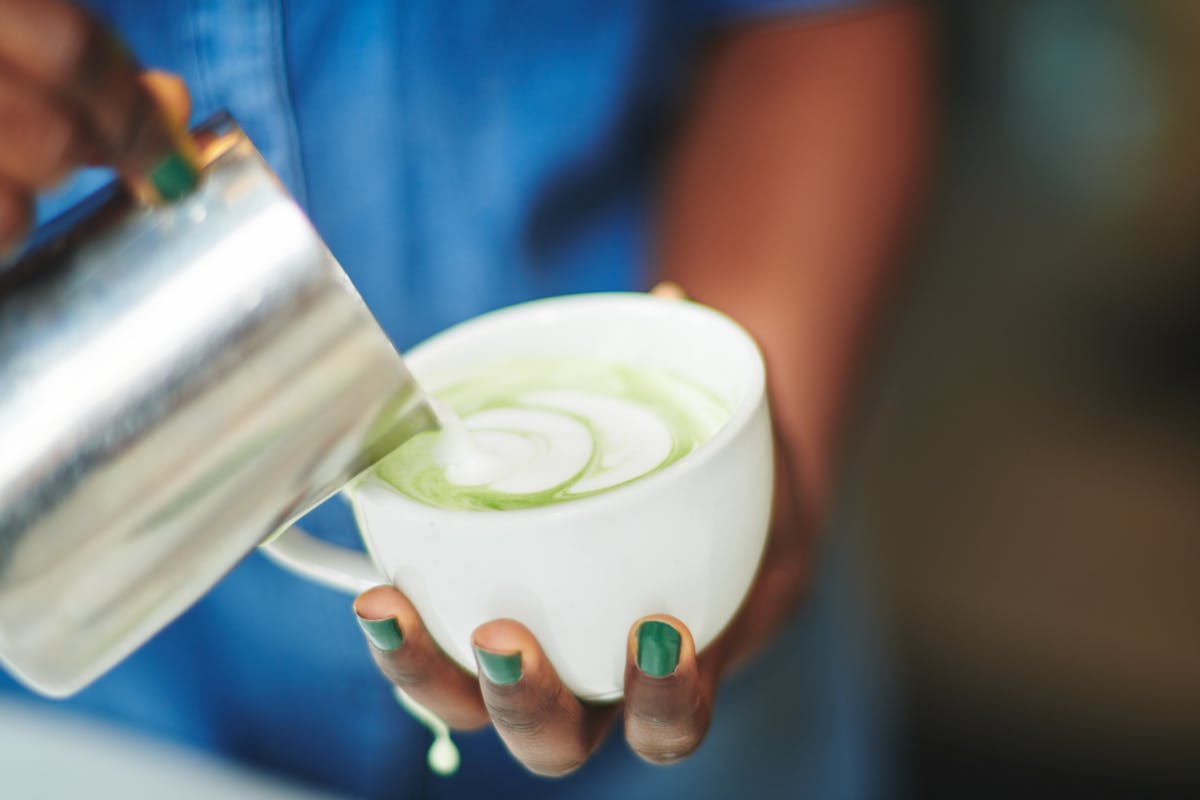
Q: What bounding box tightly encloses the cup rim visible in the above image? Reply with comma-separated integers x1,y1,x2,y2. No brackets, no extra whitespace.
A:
353,291,767,521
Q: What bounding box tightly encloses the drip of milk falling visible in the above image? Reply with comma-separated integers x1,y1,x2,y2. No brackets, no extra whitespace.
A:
393,686,460,775
386,398,464,776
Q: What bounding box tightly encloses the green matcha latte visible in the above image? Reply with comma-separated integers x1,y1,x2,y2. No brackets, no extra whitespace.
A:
372,358,730,511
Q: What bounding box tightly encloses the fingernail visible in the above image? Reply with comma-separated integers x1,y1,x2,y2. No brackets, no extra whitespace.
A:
474,646,522,686
356,615,403,652
636,620,681,678
148,150,198,201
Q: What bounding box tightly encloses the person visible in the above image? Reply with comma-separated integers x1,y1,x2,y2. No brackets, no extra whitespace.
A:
0,0,928,796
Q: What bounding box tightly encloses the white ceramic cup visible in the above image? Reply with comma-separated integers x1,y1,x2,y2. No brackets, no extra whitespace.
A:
264,292,773,701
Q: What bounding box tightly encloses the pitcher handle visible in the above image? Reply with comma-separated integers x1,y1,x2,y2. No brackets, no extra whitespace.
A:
259,526,384,596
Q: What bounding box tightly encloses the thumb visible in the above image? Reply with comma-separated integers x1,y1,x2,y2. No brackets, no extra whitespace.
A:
139,71,192,132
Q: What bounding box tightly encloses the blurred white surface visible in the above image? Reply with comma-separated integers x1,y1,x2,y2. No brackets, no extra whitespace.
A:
0,696,348,800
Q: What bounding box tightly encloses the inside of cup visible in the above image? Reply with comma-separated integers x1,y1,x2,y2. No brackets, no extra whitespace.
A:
403,294,763,418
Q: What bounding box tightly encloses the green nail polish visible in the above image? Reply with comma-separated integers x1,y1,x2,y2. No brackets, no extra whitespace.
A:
149,151,198,201
357,616,403,651
636,620,681,678
475,647,522,686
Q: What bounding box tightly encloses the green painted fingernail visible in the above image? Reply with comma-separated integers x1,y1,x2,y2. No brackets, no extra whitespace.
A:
357,616,403,651
636,620,681,678
475,646,522,686
149,150,198,201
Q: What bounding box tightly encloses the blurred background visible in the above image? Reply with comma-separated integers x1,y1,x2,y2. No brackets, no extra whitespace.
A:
847,0,1200,796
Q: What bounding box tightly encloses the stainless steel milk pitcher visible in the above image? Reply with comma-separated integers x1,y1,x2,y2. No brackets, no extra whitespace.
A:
0,113,435,697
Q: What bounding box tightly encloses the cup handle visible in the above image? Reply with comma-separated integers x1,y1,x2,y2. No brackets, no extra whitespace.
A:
258,528,462,776
259,526,385,596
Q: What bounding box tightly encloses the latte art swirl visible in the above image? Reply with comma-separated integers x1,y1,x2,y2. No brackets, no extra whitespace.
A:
373,359,729,511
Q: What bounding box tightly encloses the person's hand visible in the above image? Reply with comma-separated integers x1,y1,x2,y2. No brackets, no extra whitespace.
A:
353,286,814,776
355,446,808,776
0,0,193,257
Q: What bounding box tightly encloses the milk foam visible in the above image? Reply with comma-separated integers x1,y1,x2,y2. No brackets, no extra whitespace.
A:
374,358,729,511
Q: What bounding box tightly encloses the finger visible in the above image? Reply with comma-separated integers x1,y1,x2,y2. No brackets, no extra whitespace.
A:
0,180,35,258
473,619,617,777
140,71,191,131
0,0,195,199
0,0,98,87
354,585,490,731
624,616,714,764
0,67,84,187
649,281,688,300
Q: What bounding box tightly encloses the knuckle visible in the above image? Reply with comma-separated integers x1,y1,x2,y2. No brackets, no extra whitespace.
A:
631,702,703,733
485,693,553,738
375,654,430,691
482,690,556,738
628,706,709,764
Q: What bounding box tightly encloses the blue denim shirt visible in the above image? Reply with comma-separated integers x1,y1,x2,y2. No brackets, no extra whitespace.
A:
11,2,877,798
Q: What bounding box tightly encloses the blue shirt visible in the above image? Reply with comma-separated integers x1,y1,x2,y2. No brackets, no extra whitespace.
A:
10,2,878,798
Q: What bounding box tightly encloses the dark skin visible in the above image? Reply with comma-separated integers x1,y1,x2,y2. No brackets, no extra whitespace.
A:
0,0,189,255
4,0,929,776
358,3,930,775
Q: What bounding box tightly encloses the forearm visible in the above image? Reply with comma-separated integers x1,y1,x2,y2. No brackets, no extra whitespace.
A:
657,3,930,514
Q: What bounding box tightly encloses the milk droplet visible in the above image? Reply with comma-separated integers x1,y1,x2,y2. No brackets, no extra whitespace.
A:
393,685,460,776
